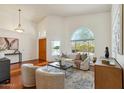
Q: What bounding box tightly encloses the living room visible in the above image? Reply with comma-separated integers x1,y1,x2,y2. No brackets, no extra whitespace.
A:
0,3,124,91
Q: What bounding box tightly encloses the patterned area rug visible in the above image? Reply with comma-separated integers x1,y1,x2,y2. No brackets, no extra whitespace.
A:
0,66,94,89
65,68,94,89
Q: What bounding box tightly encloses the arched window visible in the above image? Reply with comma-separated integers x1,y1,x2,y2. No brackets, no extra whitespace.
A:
71,27,95,54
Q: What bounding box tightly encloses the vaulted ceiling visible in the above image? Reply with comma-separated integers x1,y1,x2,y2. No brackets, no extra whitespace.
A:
0,4,111,23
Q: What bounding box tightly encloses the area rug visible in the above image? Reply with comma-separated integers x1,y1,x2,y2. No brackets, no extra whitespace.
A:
0,66,94,89
64,68,94,89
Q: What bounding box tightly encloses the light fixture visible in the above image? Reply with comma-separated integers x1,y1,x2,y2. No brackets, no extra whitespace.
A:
15,9,24,33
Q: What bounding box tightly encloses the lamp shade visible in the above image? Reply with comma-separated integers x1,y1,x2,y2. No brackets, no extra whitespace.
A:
15,25,24,33
71,27,94,41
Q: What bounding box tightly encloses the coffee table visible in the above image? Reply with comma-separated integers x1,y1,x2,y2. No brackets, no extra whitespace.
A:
48,61,73,70
48,61,73,77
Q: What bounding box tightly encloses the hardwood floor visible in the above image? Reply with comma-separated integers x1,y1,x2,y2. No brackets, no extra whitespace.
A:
0,59,47,89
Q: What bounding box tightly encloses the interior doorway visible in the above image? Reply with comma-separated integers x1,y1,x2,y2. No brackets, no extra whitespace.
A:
39,38,46,61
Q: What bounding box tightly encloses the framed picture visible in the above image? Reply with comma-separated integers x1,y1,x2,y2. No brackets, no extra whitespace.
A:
115,4,123,55
0,37,19,53
112,4,124,57
117,4,124,55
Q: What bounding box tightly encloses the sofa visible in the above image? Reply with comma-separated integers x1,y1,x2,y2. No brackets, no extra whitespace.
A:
61,53,90,70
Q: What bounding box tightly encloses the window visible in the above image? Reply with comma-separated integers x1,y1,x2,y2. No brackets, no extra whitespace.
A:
51,41,60,56
71,27,95,54
71,41,95,53
38,31,46,38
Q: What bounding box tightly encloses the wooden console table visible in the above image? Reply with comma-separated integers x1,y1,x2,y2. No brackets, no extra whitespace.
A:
94,57,123,89
5,53,22,64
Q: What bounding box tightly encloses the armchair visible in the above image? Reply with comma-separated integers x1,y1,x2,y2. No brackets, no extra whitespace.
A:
80,56,90,70
74,56,90,70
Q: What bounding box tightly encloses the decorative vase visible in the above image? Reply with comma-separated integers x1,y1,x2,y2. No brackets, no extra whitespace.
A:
93,57,97,63
105,53,109,58
0,52,5,59
105,47,109,58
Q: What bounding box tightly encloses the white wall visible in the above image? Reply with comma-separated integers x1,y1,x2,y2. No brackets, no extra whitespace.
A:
37,16,66,61
37,17,48,39
65,12,111,57
38,12,111,61
0,13,38,63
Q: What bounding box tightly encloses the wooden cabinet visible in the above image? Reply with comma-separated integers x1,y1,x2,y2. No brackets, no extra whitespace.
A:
0,58,10,83
39,38,46,61
94,58,123,89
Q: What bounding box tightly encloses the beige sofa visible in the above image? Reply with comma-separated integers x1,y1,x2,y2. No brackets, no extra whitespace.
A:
61,53,90,70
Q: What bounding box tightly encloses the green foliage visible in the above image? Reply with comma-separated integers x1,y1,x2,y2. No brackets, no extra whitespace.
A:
72,42,95,53
53,46,60,50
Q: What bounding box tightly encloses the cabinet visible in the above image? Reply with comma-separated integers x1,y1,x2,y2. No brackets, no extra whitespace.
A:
0,58,10,83
94,58,122,89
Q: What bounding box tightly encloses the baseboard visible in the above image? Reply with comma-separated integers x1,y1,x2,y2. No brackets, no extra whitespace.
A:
21,59,39,63
11,62,21,65
10,59,39,65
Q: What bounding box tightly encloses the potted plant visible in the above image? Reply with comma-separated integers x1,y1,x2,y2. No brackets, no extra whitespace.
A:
53,46,60,50
0,47,5,59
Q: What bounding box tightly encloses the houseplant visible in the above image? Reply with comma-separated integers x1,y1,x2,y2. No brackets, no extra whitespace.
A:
0,47,5,59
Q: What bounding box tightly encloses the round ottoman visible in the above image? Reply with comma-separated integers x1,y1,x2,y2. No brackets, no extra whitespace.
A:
21,63,39,87
36,66,65,89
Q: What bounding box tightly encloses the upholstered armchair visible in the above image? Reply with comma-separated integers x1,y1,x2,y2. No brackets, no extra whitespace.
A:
79,56,90,70
73,56,90,70
21,63,39,87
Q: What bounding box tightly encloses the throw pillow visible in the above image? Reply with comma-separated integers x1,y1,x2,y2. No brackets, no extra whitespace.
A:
81,53,87,61
61,52,68,58
75,53,81,60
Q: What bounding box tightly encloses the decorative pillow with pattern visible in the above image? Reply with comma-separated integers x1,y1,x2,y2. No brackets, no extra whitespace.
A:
81,53,87,61
61,52,68,58
75,53,81,60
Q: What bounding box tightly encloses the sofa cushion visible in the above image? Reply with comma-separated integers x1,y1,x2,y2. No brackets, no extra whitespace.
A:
61,52,68,58
74,60,82,69
75,53,81,60
81,53,87,61
67,53,76,59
